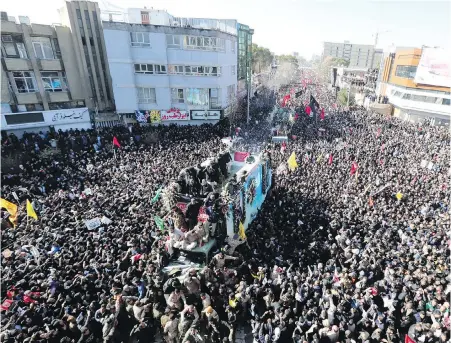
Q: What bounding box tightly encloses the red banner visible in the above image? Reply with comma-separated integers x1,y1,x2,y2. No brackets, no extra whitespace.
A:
234,151,250,162
405,335,416,343
161,108,190,121
0,299,13,312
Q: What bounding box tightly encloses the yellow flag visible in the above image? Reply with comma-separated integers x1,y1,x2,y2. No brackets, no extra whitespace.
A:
0,198,18,227
287,152,298,171
26,199,38,220
396,192,403,200
238,221,246,240
229,298,237,308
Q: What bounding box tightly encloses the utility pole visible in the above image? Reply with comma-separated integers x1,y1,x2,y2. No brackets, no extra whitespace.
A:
370,30,390,69
247,67,251,124
347,85,350,107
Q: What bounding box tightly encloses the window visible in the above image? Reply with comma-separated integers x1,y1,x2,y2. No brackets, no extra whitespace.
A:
231,65,235,75
186,88,209,106
231,40,235,53
183,35,225,51
423,96,437,104
141,11,150,24
411,95,427,102
52,38,61,59
137,87,156,103
12,71,37,93
442,98,450,106
185,66,192,75
134,64,154,74
155,65,166,74
167,35,181,48
210,88,221,109
41,72,68,92
84,10,93,37
168,65,184,74
130,32,150,47
134,63,166,74
4,112,45,125
1,35,27,58
395,65,417,79
171,88,184,103
32,37,55,59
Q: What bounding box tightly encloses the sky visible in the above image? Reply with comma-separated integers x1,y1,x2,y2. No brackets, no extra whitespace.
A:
2,0,450,59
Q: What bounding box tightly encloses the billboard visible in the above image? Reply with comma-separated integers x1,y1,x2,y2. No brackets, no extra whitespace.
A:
160,109,189,121
414,48,451,88
191,110,221,120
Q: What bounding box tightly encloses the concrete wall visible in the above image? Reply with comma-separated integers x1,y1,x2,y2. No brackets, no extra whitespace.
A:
55,25,86,102
103,22,237,114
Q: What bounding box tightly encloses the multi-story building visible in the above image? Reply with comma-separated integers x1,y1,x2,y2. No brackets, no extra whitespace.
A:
58,0,114,112
0,12,92,136
322,41,382,69
102,8,238,123
237,23,253,100
376,47,451,126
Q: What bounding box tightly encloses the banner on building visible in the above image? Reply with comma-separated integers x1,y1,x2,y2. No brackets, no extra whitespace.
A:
161,108,189,121
149,110,161,124
414,47,451,88
191,110,221,120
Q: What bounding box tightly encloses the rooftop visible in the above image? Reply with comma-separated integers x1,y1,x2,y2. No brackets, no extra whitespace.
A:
100,7,237,35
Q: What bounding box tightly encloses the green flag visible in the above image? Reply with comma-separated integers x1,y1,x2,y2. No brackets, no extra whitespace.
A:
151,187,162,204
154,216,165,230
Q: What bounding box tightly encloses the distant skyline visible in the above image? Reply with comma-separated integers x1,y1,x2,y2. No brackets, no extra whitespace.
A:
2,0,450,59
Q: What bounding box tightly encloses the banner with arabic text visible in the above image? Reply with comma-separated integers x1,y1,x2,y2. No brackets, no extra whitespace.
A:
161,109,189,121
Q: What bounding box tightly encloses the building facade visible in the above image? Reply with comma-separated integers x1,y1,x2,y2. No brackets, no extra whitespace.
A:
237,23,253,99
376,47,451,125
58,0,114,112
323,41,382,69
0,12,92,135
102,11,238,123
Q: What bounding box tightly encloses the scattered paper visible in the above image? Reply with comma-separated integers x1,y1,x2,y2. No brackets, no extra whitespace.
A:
84,218,102,230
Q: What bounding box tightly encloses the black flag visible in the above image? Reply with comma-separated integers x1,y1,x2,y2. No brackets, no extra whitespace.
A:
310,95,320,115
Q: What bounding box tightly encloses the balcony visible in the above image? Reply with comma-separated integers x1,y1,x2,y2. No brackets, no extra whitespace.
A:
30,24,55,36
47,91,70,103
16,92,40,104
3,58,32,71
37,59,62,71
1,21,21,34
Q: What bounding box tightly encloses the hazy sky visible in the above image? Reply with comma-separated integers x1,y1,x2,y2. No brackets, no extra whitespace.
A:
2,0,450,58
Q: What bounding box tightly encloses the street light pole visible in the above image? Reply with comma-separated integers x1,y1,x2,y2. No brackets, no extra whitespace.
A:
247,69,251,124
347,85,350,107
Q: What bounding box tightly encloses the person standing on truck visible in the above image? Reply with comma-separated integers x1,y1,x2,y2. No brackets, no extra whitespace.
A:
210,252,238,269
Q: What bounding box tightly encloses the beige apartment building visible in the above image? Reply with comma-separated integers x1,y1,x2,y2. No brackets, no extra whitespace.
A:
1,12,88,113
1,1,119,135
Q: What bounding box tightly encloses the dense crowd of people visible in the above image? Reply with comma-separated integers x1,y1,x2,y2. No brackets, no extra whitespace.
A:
1,71,450,343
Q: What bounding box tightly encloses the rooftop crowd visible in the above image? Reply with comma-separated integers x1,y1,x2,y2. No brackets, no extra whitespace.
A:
1,71,449,343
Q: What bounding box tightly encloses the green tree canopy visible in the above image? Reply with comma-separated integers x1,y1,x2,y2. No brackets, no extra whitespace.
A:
337,88,355,106
252,43,274,74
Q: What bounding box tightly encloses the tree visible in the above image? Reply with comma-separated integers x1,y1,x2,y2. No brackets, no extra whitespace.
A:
337,88,355,107
317,56,350,82
277,54,299,66
252,43,274,74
